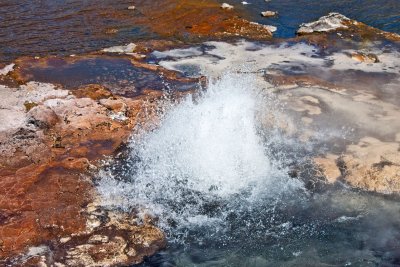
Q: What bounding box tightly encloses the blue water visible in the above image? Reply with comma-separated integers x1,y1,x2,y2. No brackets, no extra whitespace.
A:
228,0,400,38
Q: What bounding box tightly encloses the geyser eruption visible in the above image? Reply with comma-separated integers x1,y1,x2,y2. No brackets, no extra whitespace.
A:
98,73,304,239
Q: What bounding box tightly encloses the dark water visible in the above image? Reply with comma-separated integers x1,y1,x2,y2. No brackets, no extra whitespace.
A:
231,0,400,38
104,130,400,267
136,190,400,267
128,151,400,266
0,0,154,63
1,0,400,63
16,57,197,96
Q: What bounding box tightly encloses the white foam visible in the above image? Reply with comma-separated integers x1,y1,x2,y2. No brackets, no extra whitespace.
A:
98,73,303,230
98,40,400,238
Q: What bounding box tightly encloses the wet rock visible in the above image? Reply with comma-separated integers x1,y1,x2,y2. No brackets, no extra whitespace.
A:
338,137,400,194
61,157,92,170
221,3,234,10
102,43,137,54
208,19,273,38
73,84,113,100
313,155,341,183
27,105,59,129
244,22,276,34
351,52,379,63
99,98,127,113
130,52,147,60
265,25,277,33
261,11,277,17
133,0,272,40
66,237,128,266
291,95,322,115
265,71,339,90
297,13,350,34
61,207,166,267
0,162,92,264
0,80,166,265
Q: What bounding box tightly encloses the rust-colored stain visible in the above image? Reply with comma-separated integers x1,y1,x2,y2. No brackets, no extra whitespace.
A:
132,0,272,40
0,84,166,262
9,54,201,100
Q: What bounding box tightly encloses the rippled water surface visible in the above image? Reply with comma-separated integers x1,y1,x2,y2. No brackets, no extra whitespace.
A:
0,0,153,63
1,0,400,63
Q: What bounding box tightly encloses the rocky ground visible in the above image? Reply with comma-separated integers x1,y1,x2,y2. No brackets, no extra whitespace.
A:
294,13,400,194
0,79,169,266
0,3,399,267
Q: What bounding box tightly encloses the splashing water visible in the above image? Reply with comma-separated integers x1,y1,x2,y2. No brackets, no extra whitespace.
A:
98,73,304,237
98,72,400,267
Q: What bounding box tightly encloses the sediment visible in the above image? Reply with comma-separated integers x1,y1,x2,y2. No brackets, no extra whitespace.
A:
0,78,171,265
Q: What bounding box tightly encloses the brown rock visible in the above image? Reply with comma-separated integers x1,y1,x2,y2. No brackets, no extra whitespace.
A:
133,0,272,40
65,236,129,266
60,208,165,267
73,84,112,100
0,163,90,261
351,52,379,63
338,137,400,194
314,155,341,183
24,101,38,111
61,157,91,170
27,105,59,129
99,98,127,113
0,81,166,266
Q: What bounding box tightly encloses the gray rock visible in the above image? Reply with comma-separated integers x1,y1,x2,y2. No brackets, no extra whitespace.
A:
297,13,350,34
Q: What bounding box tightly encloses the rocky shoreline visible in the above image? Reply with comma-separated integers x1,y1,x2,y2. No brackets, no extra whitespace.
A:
0,3,399,266
0,80,167,266
0,49,202,265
